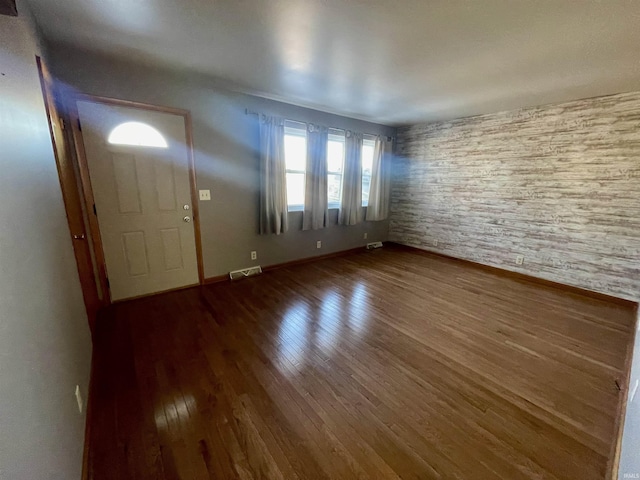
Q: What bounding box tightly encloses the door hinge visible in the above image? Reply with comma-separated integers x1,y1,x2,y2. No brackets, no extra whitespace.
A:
93,204,97,216
59,117,65,130
105,277,110,289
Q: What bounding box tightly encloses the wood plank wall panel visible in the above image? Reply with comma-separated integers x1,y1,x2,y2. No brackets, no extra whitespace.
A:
390,91,640,301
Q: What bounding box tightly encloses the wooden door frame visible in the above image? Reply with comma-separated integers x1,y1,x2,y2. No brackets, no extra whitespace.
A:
36,56,102,330
68,93,205,303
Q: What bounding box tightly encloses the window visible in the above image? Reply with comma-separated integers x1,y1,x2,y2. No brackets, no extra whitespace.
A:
361,136,375,206
327,129,345,208
108,122,168,148
284,121,307,211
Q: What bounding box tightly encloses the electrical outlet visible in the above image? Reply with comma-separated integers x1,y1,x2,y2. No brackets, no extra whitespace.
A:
516,255,524,265
433,239,439,247
364,233,368,240
250,251,257,261
199,189,211,201
75,385,83,413
316,241,322,249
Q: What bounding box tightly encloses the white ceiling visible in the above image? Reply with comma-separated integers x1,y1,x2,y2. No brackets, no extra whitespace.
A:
26,0,640,126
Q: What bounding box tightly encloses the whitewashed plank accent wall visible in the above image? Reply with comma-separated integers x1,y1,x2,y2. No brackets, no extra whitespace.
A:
390,92,640,300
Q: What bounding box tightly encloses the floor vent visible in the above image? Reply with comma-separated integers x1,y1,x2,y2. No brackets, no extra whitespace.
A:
229,266,263,280
366,241,384,250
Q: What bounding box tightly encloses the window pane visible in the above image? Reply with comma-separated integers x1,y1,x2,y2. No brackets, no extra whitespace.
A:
362,140,375,206
327,139,344,174
362,143,374,174
108,122,168,148
286,172,305,208
362,174,371,206
328,173,342,206
284,134,306,172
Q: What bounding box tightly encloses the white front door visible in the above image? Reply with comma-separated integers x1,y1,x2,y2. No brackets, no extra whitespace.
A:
77,101,199,301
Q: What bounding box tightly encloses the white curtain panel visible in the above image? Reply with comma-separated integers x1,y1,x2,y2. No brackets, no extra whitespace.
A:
259,116,289,235
303,124,329,231
366,136,393,221
339,131,363,226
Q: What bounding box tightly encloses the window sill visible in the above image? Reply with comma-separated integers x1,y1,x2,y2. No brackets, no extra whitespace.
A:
287,206,369,212
329,204,369,210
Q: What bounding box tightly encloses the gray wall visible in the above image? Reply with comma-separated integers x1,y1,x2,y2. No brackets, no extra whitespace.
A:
46,45,395,279
0,3,92,479
391,91,640,301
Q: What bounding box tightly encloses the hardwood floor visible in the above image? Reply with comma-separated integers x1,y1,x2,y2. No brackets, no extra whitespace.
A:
88,245,636,479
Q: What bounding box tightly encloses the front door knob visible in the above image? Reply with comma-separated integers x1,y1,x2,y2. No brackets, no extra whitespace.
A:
183,216,191,223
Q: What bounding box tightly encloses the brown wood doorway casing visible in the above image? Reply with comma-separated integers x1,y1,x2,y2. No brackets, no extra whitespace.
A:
68,94,205,303
36,56,102,329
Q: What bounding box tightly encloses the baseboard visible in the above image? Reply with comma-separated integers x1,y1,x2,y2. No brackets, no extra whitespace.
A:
262,247,364,273
203,274,228,285
203,246,367,285
387,242,636,307
111,282,200,303
81,353,95,480
206,243,635,306
608,306,639,480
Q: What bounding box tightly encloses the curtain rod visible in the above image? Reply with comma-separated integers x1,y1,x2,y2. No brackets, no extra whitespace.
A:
244,108,394,141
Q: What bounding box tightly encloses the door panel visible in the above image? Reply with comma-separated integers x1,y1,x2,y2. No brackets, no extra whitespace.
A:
122,231,149,277
77,101,199,301
154,162,178,211
112,153,142,213
160,228,184,271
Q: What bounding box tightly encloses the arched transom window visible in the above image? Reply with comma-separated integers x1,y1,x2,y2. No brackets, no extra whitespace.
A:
107,122,168,148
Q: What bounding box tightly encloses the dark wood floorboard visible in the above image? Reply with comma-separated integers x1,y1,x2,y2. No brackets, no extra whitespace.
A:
88,246,636,479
